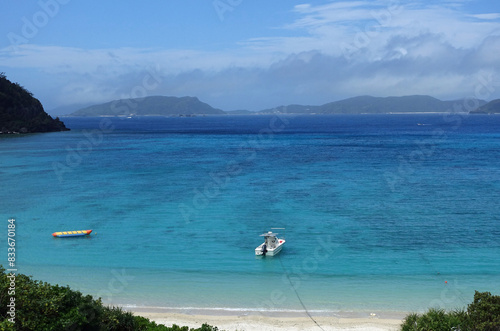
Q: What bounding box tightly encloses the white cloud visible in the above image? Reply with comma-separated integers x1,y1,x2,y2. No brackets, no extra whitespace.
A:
294,4,312,12
259,1,500,59
470,13,500,20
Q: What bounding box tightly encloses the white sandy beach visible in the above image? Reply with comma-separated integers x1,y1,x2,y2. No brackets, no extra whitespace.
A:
132,310,404,331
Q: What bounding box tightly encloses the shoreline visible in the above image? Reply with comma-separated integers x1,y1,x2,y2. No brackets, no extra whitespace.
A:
131,312,404,331
59,112,492,118
127,307,406,331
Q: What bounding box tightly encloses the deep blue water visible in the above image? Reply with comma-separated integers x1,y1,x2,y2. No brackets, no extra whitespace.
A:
1,114,499,315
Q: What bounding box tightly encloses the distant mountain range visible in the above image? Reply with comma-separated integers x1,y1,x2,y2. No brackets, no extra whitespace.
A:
68,95,494,117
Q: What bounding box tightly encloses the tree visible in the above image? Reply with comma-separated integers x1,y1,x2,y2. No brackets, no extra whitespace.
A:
0,266,218,330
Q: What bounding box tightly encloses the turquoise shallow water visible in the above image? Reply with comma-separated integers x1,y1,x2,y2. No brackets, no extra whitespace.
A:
1,114,499,315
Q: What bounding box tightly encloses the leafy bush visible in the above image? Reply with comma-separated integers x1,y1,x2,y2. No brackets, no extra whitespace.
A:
0,266,218,330
401,291,500,331
467,291,500,330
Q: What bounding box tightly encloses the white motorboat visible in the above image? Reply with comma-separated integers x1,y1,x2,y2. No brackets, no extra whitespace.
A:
255,230,285,256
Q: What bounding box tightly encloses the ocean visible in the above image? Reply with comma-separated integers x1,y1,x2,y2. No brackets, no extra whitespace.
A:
1,113,499,317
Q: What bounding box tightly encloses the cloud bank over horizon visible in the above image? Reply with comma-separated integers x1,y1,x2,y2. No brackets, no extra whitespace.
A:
1,1,499,114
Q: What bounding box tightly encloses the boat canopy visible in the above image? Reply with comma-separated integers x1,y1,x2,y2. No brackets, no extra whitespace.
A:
260,232,278,237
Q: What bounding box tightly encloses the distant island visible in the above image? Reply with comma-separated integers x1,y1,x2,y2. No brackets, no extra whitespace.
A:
69,95,488,117
69,96,225,117
0,73,69,133
258,95,487,114
471,99,500,114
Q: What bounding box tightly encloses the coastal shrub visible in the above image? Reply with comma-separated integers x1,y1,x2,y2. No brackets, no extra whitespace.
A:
0,266,218,331
401,291,500,331
401,308,468,331
467,291,500,330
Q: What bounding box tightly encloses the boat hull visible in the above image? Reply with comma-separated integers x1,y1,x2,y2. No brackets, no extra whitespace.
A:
52,230,92,238
255,239,285,256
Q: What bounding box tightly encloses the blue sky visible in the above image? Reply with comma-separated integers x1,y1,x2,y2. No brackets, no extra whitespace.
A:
1,0,500,114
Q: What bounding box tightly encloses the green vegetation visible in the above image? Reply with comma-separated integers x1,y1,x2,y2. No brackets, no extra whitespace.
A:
0,73,69,133
0,266,218,331
401,291,500,330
